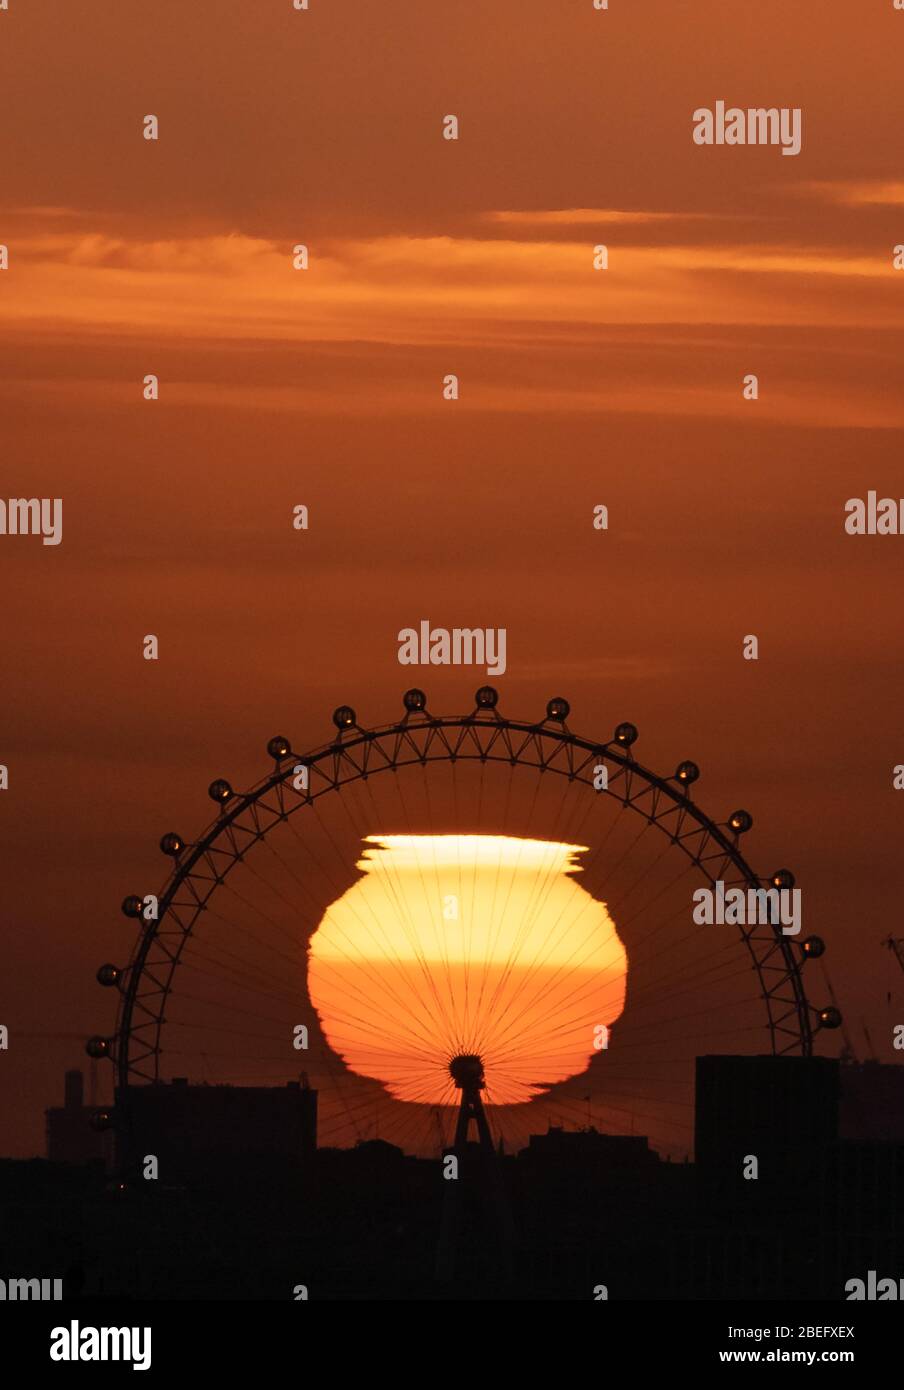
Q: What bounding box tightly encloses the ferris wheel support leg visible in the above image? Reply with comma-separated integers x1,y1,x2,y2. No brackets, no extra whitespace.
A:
434,1081,515,1288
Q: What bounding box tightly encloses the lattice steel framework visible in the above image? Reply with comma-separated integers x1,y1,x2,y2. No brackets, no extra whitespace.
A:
92,690,833,1090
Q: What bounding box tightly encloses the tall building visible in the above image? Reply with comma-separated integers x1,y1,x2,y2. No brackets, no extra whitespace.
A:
695,1055,839,1217
45,1069,106,1164
696,1055,839,1159
839,1060,904,1142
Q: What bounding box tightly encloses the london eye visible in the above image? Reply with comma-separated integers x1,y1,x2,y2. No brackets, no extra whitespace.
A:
88,689,839,1162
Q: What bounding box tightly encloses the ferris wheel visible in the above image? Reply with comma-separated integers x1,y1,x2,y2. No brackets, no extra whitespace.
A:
87,688,840,1160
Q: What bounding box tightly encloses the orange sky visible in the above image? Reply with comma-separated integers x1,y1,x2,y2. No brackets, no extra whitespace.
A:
2,0,904,1156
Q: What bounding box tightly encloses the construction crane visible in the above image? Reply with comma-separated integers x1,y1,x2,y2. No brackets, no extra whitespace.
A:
820,969,858,1064
861,1020,877,1062
881,938,904,1009
883,937,904,975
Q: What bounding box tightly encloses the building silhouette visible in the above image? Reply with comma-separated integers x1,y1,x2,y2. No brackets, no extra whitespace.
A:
114,1077,317,1185
840,1060,904,1142
19,1053,904,1299
45,1070,106,1165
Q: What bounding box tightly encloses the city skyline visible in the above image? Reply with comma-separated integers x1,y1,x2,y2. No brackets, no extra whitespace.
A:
1,0,902,1194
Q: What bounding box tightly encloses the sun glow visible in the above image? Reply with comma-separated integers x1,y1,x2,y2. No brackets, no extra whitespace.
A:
307,834,628,1107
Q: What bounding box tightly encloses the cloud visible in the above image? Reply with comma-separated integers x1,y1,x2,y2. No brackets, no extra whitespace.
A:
1,228,896,350
801,180,904,208
485,208,717,227
2,224,901,428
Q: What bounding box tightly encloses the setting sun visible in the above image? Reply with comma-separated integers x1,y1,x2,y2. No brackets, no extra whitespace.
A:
307,834,628,1106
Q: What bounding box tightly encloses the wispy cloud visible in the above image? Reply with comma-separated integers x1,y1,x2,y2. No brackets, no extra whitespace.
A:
2,225,900,428
1,229,894,346
485,208,718,227
801,180,904,207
